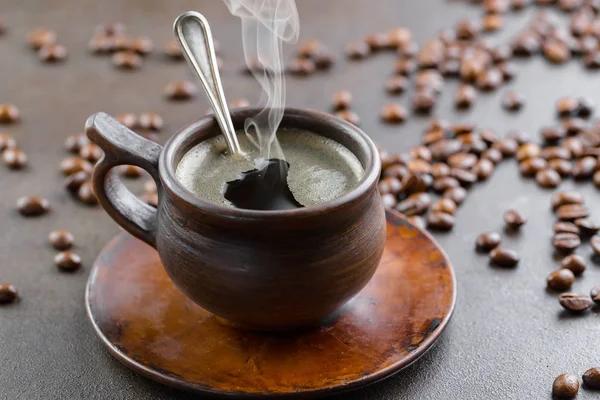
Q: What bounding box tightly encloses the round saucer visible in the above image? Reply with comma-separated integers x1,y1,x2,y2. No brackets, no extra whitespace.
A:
86,209,456,398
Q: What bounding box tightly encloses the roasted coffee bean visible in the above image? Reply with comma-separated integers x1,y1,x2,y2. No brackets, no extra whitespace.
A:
0,283,18,304
559,293,593,312
455,19,480,40
335,110,360,126
450,168,477,186
474,158,495,180
164,80,197,100
511,0,529,6
48,230,74,250
402,172,432,194
38,43,67,62
95,23,126,36
395,192,431,216
412,90,436,113
591,235,600,255
366,32,392,51
482,13,503,32
79,144,103,163
548,159,572,177
345,41,370,59
560,254,586,275
88,34,114,54
78,181,97,205
541,146,570,161
440,59,460,77
378,177,402,194
502,91,524,111
129,36,153,55
115,113,137,129
512,33,540,56
516,143,540,161
409,146,432,162
489,247,519,267
482,148,503,163
59,157,92,176
574,218,600,236
543,39,571,63
547,268,576,291
27,28,56,49
443,186,467,205
504,209,526,229
554,222,580,235
460,138,487,155
121,165,143,179
584,51,600,68
447,152,477,170
416,70,443,92
578,35,598,55
553,233,581,253
553,373,579,398
591,287,600,304
427,211,455,231
498,61,517,81
476,232,501,251
331,91,352,110
540,127,566,144
64,134,89,154
429,139,461,161
407,159,431,175
2,148,27,169
455,84,476,109
557,203,590,220
381,104,407,123
297,39,325,57
506,130,530,145
493,138,518,157
163,39,183,59
138,112,164,131
287,58,315,76
490,45,513,64
431,198,457,215
582,368,600,390
422,130,445,146
432,176,460,193
388,27,412,48
0,104,19,124
394,58,417,76
594,170,600,188
54,251,82,272
0,133,16,151
476,69,503,91
552,192,584,210
519,158,547,177
577,97,594,118
17,195,50,216
407,215,425,230
112,51,143,70
64,171,89,192
385,76,408,95
312,52,335,69
382,164,408,179
557,97,579,117
536,168,562,188
431,162,450,178
381,193,397,208
562,118,585,136
573,156,597,179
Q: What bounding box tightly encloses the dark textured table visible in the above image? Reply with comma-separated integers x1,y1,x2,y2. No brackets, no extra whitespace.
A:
1,1,599,399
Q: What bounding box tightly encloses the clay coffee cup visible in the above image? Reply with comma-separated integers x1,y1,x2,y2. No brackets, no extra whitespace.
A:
86,108,386,330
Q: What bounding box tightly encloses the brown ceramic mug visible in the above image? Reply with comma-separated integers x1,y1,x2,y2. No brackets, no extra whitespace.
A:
85,108,386,330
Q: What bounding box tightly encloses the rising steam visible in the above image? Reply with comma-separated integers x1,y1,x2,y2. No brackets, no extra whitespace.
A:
223,0,299,161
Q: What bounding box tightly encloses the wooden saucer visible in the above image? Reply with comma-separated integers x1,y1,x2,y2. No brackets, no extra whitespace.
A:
86,210,456,398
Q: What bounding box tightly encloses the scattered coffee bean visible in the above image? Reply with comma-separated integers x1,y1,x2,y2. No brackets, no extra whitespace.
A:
407,215,425,230
450,167,477,186
27,28,56,49
476,69,503,91
16,195,50,216
394,58,417,76
552,192,584,210
591,235,600,255
519,158,547,177
381,193,397,208
95,23,126,36
79,143,103,163
560,254,586,275
554,222,580,235
482,13,504,32
381,104,407,123
164,80,197,100
0,283,18,304
78,182,97,205
331,91,352,111
88,34,114,54
395,192,431,216
577,97,594,118
2,148,27,169
489,247,519,267
540,127,566,144
543,39,571,64
59,157,92,176
130,36,153,55
574,218,600,236
493,138,518,157
557,97,579,117
536,168,562,188
482,148,503,163
229,98,250,109
38,44,67,62
48,230,74,250
120,165,142,179
427,211,455,231
448,152,477,170
556,203,590,220
476,232,501,251
573,156,597,179
64,171,90,192
431,162,450,178
552,373,579,398
455,84,477,109
163,39,183,59
431,198,457,215
0,104,20,124
64,134,89,154
385,76,408,94
138,112,164,131
590,287,600,304
115,113,137,129
287,58,316,76
412,90,437,113
443,186,467,205
558,293,593,312
548,159,573,177
553,233,581,253
336,110,361,126
547,268,576,291
378,177,402,195
0,133,16,151
594,170,600,188
112,51,143,70
345,41,370,59
583,51,600,68
432,176,460,193
504,209,526,229
583,367,600,390
54,251,82,272
502,91,524,111
507,130,530,145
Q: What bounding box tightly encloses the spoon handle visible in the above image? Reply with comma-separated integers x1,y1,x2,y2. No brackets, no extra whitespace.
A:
173,11,241,155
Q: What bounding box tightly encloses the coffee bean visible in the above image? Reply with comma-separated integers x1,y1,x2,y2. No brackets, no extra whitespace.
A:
482,148,503,164
578,35,598,55
455,84,477,109
582,367,600,390
27,29,56,49
345,41,370,59
429,139,462,161
431,162,450,178
498,61,517,81
388,27,412,48
518,158,546,177
431,198,457,215
381,104,408,123
138,112,164,131
54,251,82,272
559,293,593,312
78,181,98,205
385,76,407,95
574,218,600,236
490,45,513,64
378,177,402,195
594,170,600,188
591,235,600,255
554,222,580,235
542,146,571,161
427,211,455,231
476,232,501,251
412,89,437,113
394,58,417,76
556,203,590,220
450,168,477,186
381,193,397,208
2,148,27,169
492,138,518,157
0,104,20,124
48,230,74,250
164,80,197,100
476,69,503,91
64,171,89,192
416,70,443,93
560,254,586,275
515,143,539,162
573,156,597,179
562,118,585,136
409,147,432,163
331,91,352,110
591,287,600,304
502,91,524,111
489,247,519,267
577,97,594,118
432,176,458,193
64,134,88,154
553,233,581,253
115,113,137,129
287,58,316,76
503,209,525,229
474,158,495,180
59,157,92,176
79,143,103,163
0,133,16,151
512,33,540,56
17,195,50,217
112,51,143,69
536,168,562,188
552,192,584,210
407,215,425,230
95,23,126,37
366,32,392,51
0,283,18,304
395,192,431,216
482,13,504,32
557,97,579,117
543,39,571,63
443,186,467,205
382,164,408,179
540,127,566,144
163,39,183,59
38,43,68,63
88,34,114,54
455,19,480,40
446,152,475,170
553,373,579,398
119,165,142,179
547,268,576,291
584,51,600,68
130,36,153,55
335,110,360,126
548,159,573,177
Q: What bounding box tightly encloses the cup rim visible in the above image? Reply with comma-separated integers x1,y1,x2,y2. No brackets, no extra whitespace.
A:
160,107,380,219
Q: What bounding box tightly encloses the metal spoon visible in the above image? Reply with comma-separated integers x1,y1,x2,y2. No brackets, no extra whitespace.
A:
173,11,241,155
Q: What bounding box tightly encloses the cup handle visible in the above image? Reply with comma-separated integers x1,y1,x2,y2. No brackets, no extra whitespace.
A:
85,112,163,248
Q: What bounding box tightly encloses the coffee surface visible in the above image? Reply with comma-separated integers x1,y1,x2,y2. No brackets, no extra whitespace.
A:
176,129,364,208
